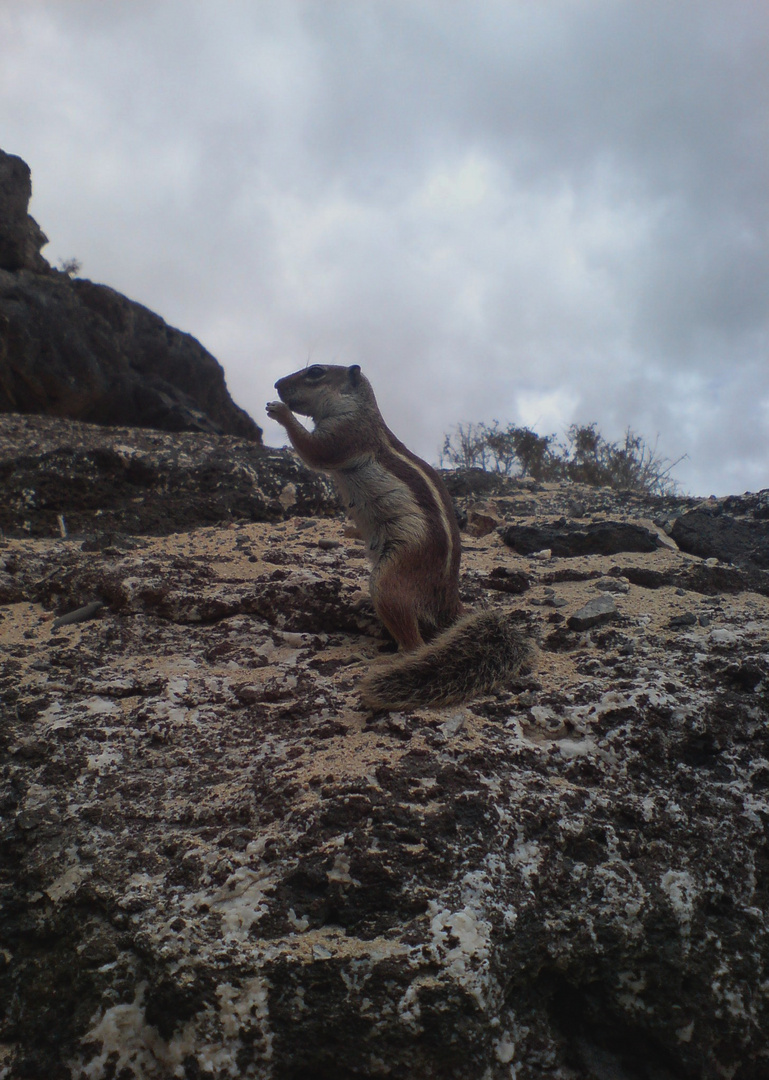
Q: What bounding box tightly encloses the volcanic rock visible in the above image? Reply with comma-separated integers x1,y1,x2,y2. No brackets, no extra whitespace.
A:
1,423,768,1079
0,150,50,273
499,518,659,557
0,148,260,440
567,592,618,630
0,414,335,538
671,493,769,570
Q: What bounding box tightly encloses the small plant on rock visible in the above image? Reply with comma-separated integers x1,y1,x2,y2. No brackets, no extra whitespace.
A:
58,257,82,277
441,420,684,495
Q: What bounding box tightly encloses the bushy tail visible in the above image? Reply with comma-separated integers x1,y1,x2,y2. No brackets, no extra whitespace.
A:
359,610,535,711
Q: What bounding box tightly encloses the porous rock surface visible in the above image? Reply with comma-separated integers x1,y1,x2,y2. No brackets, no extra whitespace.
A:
0,415,335,538
671,494,769,572
0,148,260,441
1,422,768,1080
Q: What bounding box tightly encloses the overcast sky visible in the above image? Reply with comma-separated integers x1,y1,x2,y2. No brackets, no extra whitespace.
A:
2,1,767,496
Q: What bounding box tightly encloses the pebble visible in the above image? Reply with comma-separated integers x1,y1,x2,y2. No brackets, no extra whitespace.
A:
668,612,697,628
51,601,104,629
595,577,630,595
567,594,618,631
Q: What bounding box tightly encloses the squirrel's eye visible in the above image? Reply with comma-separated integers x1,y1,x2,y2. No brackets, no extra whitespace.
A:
306,365,326,379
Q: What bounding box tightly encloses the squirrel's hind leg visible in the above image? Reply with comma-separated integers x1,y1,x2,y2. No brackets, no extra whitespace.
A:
370,563,425,652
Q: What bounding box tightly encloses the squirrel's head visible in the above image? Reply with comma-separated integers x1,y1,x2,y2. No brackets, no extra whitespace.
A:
274,363,375,420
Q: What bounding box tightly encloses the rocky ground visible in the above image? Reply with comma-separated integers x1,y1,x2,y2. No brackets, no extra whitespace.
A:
1,418,768,1079
0,415,333,539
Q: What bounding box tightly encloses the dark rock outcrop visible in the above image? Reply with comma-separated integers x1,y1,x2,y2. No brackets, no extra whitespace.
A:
500,518,659,557
0,147,261,440
671,493,769,570
0,151,50,273
620,560,769,598
0,414,335,537
567,591,618,629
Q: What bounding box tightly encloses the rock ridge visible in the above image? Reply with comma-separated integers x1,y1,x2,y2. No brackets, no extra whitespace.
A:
1,418,767,1078
0,147,261,440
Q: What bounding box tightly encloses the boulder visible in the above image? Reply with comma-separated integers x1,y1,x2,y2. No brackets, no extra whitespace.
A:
0,149,50,273
671,493,769,570
0,148,261,440
567,592,618,630
500,519,659,557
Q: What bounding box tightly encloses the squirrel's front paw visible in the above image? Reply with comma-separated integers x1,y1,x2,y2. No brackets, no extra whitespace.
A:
266,400,292,425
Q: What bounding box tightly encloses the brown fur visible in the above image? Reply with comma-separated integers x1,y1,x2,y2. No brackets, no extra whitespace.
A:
359,610,535,710
267,363,534,708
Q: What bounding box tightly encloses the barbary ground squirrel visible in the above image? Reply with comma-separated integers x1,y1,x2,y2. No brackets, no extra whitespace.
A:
267,363,535,709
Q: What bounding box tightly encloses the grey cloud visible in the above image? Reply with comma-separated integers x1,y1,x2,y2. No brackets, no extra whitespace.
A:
1,0,766,494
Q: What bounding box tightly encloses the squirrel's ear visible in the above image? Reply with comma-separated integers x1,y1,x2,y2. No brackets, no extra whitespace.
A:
348,364,362,386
